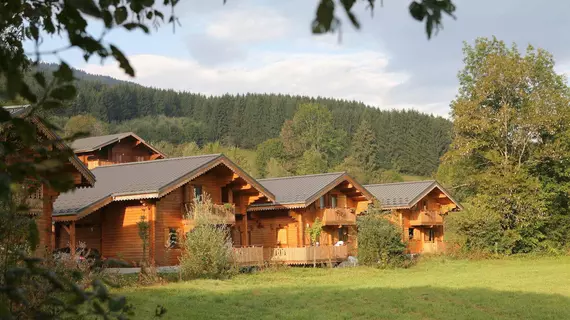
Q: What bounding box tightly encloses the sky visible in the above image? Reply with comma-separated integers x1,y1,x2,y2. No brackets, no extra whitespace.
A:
26,0,570,117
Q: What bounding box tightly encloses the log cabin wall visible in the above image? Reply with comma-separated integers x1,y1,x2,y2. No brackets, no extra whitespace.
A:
154,188,185,266
79,136,161,169
398,188,457,254
37,185,58,255
100,201,147,264
56,211,102,252
246,210,299,248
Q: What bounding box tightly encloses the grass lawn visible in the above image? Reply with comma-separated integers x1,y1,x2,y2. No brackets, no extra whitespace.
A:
122,256,570,320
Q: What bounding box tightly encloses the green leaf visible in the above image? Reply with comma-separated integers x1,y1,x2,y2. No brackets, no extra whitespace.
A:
114,6,128,24
123,22,149,33
33,72,46,88
110,45,135,77
108,296,127,312
409,2,426,21
53,62,75,82
71,0,102,18
50,85,77,101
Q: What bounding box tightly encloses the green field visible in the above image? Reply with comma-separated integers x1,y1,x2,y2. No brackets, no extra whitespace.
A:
123,256,570,319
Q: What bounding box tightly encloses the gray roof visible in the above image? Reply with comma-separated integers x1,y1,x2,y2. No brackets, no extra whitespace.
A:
70,132,164,154
54,154,222,216
365,180,440,209
257,172,346,205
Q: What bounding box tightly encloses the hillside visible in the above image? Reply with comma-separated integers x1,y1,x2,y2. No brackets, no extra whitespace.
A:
2,64,453,179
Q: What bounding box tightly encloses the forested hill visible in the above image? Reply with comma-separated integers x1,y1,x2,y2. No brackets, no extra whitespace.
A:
48,66,452,178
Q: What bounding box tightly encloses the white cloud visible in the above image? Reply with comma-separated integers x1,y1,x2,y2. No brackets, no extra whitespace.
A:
80,51,417,112
205,8,291,43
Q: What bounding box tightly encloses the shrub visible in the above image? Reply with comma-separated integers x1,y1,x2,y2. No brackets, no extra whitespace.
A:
178,195,237,279
445,196,516,257
356,206,408,268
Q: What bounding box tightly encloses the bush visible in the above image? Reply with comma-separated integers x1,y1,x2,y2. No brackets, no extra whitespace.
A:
178,196,237,279
445,196,517,257
356,206,408,268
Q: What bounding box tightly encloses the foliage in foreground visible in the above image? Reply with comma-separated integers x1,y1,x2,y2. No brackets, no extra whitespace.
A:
356,205,408,268
179,196,237,280
439,37,570,255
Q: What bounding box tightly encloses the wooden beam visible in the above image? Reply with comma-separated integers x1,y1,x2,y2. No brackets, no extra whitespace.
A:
69,221,76,256
150,154,162,160
231,184,252,191
243,213,249,246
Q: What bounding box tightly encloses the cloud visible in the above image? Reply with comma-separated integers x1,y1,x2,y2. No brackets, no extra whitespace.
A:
80,51,414,112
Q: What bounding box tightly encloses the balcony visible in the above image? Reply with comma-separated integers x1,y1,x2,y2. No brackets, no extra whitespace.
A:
409,211,444,226
322,208,356,225
183,203,236,231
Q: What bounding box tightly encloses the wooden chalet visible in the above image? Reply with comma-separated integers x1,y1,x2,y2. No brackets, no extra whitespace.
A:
365,180,462,254
71,132,165,169
52,154,275,266
240,172,374,265
2,106,96,253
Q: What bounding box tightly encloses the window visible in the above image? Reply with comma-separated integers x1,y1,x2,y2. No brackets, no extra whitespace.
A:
331,195,337,208
135,156,145,162
277,228,288,245
408,228,415,240
338,226,348,242
112,153,123,163
167,228,179,248
319,196,325,209
422,200,428,211
425,228,435,242
193,185,203,201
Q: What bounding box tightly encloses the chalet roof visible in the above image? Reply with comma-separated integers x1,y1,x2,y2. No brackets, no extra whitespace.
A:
2,105,95,186
71,132,165,157
53,154,275,219
364,180,462,209
252,172,374,209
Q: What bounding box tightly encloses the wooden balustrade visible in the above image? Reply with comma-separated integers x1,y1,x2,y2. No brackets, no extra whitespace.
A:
322,208,356,225
232,245,349,266
233,246,264,266
409,211,444,226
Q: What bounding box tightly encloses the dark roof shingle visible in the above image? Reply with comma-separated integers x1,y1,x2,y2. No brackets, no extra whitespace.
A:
257,172,346,205
364,180,437,208
54,154,221,216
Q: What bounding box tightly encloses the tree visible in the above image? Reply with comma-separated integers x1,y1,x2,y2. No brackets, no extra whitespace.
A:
265,158,291,178
1,0,175,317
298,148,329,175
351,118,381,173
256,138,285,178
64,115,109,138
356,205,407,267
281,103,347,166
440,37,570,253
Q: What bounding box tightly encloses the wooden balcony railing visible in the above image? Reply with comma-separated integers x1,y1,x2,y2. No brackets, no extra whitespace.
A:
183,203,236,231
322,208,356,225
233,246,264,266
265,246,348,265
409,211,444,226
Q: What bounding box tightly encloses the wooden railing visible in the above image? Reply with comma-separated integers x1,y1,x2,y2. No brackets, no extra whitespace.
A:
232,246,349,266
322,208,356,225
409,211,444,226
233,246,264,266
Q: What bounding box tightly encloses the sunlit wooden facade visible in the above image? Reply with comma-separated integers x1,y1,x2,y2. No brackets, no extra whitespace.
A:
240,173,374,264
72,132,165,169
365,181,462,254
53,155,274,266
